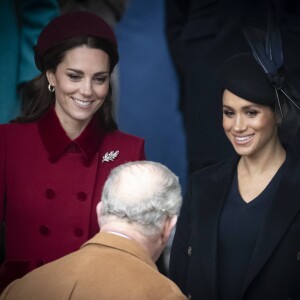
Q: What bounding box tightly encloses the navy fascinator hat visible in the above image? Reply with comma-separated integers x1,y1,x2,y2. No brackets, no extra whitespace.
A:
220,11,300,140
220,52,277,107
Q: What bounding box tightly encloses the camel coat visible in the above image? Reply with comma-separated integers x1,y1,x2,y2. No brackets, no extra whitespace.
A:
0,232,186,300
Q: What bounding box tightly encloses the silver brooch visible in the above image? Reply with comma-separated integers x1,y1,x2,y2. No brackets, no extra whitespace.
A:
102,150,119,163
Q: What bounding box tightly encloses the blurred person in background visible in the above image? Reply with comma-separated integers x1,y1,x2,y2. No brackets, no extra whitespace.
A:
0,0,59,124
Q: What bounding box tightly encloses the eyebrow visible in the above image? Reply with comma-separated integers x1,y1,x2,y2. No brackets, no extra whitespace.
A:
66,68,109,75
223,104,261,110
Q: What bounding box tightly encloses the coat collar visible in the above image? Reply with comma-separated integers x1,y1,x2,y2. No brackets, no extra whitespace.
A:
38,108,105,164
194,156,238,298
241,147,300,294
81,232,157,270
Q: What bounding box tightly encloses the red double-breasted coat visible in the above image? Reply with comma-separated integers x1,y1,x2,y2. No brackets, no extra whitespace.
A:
0,108,145,288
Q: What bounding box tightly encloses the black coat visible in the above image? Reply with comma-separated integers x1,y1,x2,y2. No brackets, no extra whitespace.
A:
165,0,300,173
169,148,300,300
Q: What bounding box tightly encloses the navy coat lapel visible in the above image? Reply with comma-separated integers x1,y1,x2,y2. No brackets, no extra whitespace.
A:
242,151,300,295
195,157,238,298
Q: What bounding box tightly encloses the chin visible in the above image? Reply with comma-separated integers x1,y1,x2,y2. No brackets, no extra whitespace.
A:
71,112,94,122
233,146,254,157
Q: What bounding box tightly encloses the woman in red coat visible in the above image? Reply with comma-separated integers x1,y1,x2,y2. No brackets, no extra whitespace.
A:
0,11,145,289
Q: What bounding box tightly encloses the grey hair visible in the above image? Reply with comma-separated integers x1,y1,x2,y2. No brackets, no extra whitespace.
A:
100,161,182,237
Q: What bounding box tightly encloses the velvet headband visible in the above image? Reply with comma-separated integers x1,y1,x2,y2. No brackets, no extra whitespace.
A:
34,11,118,71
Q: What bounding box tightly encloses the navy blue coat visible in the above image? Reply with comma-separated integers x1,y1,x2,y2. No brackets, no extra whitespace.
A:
169,148,300,300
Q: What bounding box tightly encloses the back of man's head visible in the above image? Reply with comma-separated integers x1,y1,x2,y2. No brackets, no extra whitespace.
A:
99,161,182,237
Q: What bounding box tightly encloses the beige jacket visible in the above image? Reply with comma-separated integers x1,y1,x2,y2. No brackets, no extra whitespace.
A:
0,232,186,300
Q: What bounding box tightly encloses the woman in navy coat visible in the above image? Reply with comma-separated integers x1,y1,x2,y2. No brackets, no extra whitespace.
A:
0,11,145,290
169,33,300,299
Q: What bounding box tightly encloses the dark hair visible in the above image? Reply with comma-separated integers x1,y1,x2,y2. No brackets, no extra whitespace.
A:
14,36,118,131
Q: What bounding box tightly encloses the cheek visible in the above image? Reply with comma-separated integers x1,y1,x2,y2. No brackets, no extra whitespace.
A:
97,83,110,98
222,121,233,141
222,118,231,131
95,86,108,103
55,81,76,95
251,118,272,131
96,98,106,109
252,119,277,142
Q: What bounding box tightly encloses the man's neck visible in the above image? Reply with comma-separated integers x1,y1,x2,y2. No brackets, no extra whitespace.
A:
106,231,131,239
100,222,160,261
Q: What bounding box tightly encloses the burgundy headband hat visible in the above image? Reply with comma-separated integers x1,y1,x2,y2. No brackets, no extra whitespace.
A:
34,11,119,72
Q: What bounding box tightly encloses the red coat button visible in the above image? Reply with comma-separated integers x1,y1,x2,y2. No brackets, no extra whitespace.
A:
74,227,84,237
45,188,55,199
39,225,50,236
77,192,87,201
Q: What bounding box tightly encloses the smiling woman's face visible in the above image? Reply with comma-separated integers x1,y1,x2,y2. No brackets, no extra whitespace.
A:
222,89,278,158
46,45,110,132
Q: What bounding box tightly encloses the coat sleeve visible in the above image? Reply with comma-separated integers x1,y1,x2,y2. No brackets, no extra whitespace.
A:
0,126,6,275
165,0,190,109
168,173,194,295
0,126,6,238
165,0,190,66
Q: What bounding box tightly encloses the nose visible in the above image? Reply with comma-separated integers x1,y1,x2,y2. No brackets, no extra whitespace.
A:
233,115,246,132
79,79,93,97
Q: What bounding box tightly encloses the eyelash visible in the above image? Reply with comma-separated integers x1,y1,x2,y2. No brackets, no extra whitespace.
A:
246,110,258,117
223,110,259,117
223,110,234,117
95,76,107,84
67,74,108,84
68,74,80,80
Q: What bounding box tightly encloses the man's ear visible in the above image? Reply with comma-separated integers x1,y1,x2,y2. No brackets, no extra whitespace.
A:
161,215,178,244
96,202,103,226
96,202,102,216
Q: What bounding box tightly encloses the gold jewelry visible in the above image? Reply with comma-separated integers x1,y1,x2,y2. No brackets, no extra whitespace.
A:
48,83,55,93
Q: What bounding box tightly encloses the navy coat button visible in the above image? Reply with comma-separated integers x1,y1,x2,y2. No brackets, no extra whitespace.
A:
77,192,87,201
74,227,84,237
187,246,192,256
187,294,192,299
297,251,300,261
45,188,55,199
39,225,50,236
